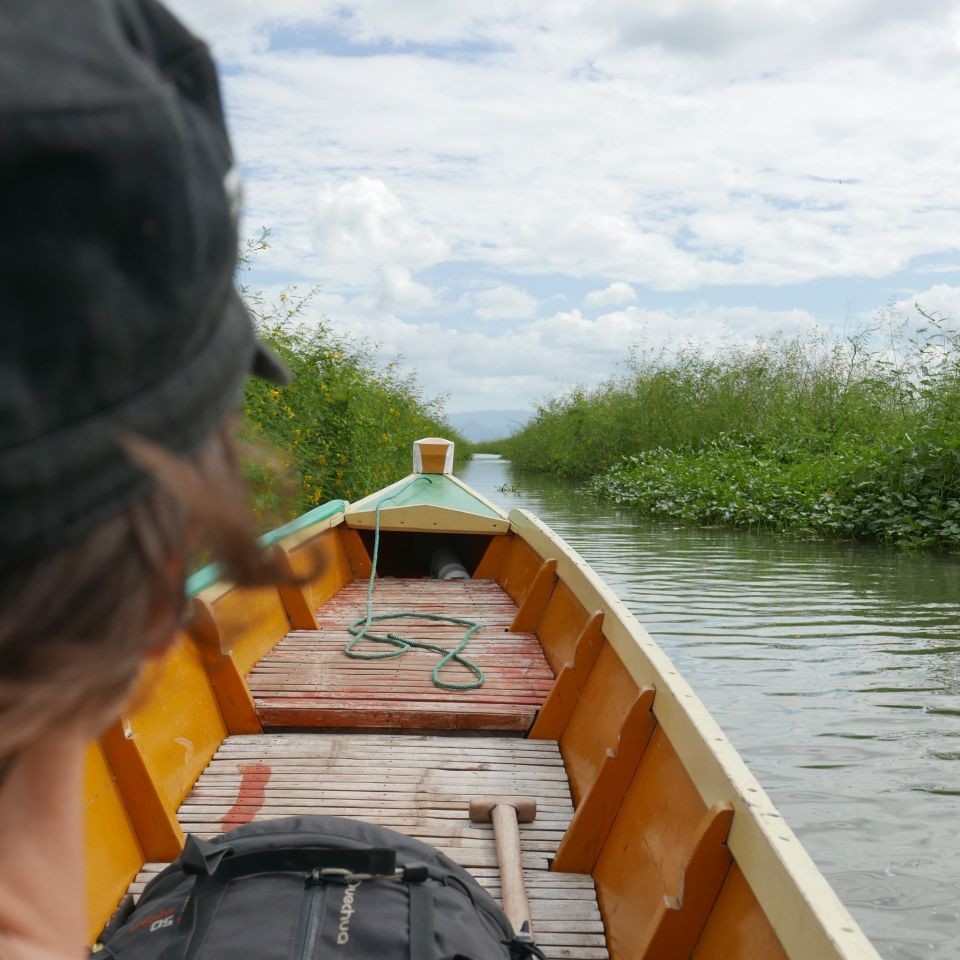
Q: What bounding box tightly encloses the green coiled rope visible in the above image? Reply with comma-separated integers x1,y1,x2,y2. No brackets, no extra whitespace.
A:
343,475,485,691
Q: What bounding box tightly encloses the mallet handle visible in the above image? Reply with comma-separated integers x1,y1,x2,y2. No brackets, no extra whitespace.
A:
491,804,532,937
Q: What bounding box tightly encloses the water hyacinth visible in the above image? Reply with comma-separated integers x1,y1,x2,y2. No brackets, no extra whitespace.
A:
587,435,960,549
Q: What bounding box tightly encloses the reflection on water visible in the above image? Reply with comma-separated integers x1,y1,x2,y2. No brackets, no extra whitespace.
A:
461,455,960,960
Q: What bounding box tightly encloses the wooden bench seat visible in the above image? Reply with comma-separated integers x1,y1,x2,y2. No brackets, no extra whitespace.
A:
130,733,607,960
248,578,556,731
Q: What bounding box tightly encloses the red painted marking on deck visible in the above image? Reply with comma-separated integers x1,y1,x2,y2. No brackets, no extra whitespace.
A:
221,763,271,828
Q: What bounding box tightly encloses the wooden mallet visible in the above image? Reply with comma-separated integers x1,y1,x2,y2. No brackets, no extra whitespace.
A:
469,796,537,938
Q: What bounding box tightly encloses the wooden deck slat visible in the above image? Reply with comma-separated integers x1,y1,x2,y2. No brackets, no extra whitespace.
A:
121,575,606,958
248,578,556,731
128,733,606,960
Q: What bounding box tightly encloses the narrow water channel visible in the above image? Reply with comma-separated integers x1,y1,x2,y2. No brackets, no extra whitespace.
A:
459,455,960,960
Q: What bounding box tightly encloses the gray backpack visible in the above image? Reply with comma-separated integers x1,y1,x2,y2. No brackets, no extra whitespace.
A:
93,816,545,960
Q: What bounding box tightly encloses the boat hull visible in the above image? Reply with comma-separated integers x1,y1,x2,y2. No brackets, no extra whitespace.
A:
83,477,878,959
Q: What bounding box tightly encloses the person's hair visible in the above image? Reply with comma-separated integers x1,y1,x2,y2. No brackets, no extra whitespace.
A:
0,421,285,777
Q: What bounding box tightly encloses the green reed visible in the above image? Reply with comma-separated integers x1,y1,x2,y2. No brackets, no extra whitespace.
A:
505,310,960,549
235,232,467,527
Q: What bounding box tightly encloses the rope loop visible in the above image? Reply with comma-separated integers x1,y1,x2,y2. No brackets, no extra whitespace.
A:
343,476,485,691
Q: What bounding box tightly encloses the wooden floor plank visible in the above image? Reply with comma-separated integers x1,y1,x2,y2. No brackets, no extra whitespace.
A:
128,733,607,960
249,578,556,731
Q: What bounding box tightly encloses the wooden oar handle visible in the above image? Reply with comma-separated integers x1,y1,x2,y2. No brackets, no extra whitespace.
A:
490,803,532,937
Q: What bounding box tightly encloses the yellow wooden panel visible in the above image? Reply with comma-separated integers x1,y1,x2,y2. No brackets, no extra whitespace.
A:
121,633,226,817
290,527,352,611
693,863,790,960
593,727,707,960
212,585,290,676
500,536,542,603
84,741,143,943
559,641,638,804
537,579,589,675
473,534,512,579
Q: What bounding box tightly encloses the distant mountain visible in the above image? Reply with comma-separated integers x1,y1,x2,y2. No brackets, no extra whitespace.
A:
447,409,531,443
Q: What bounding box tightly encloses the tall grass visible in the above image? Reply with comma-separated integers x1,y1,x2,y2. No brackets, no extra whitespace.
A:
507,331,908,476
506,309,960,548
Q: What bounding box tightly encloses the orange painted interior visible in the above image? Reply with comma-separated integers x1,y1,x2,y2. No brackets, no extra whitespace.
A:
551,689,656,874
339,525,373,578
536,579,590,675
85,525,357,938
275,562,318,630
290,526,353,612
511,558,557,633
472,533,512,579
186,599,261,735
83,742,144,943
635,802,735,958
498,535,543,604
210,584,290,677
692,863,789,960
528,612,605,741
109,632,226,833
416,441,450,473
559,640,639,804
80,515,799,959
592,727,709,960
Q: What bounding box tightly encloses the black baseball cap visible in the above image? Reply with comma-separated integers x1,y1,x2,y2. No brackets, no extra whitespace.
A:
0,0,289,568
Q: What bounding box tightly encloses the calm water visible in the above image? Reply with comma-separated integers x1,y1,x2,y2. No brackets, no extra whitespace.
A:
460,455,960,960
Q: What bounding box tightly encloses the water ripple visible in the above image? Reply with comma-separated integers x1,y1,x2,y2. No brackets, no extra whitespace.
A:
462,458,960,960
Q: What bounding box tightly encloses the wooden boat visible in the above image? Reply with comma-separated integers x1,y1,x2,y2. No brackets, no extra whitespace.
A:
85,438,880,959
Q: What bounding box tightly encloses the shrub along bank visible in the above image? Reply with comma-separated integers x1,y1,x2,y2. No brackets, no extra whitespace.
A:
505,314,960,549
241,313,464,524
230,232,465,529
588,435,960,548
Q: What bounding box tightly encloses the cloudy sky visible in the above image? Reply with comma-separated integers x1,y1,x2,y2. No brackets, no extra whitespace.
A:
168,0,960,413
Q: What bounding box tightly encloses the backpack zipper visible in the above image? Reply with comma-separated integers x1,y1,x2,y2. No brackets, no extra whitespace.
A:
293,870,328,960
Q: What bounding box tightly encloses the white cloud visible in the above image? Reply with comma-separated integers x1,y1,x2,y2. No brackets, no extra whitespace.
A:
591,0,959,64
297,297,823,410
166,0,535,52
460,284,538,320
584,282,637,308
312,177,447,271
893,284,960,324
915,262,960,275
161,0,960,409
166,1,960,62
526,303,820,358
377,266,437,313
210,26,960,293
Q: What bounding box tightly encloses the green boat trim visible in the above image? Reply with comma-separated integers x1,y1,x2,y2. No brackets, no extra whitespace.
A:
185,498,348,597
345,473,509,534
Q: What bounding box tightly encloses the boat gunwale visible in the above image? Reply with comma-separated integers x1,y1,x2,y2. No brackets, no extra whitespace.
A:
193,511,349,608
158,478,879,960
508,506,879,960
187,500,349,599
